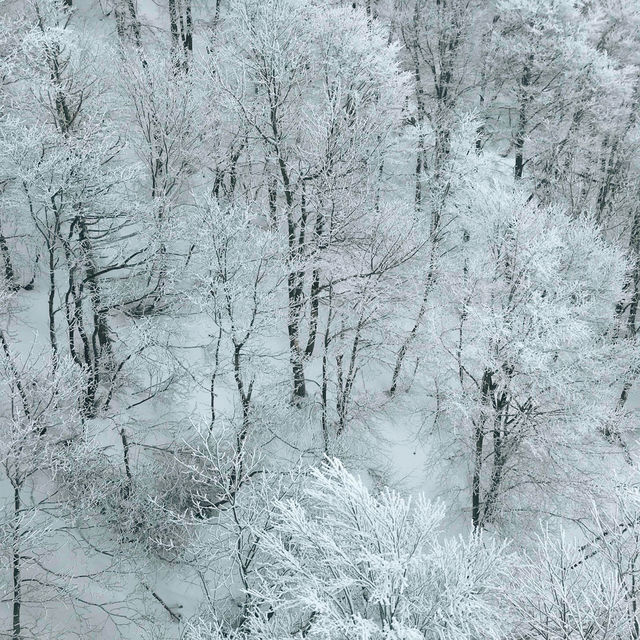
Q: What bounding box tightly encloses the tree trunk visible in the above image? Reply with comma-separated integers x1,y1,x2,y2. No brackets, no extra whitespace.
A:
169,0,180,66
475,19,497,152
410,19,426,214
269,88,308,399
335,312,363,435
321,286,333,453
514,60,531,180
115,0,143,51
471,420,484,531
482,394,508,524
278,155,308,399
61,231,98,416
46,239,59,370
389,243,437,396
628,206,640,337
0,230,18,291
472,369,493,530
12,483,22,640
169,0,193,72
77,218,111,360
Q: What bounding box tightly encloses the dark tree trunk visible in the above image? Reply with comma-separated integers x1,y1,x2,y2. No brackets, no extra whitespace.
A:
321,286,333,453
304,269,321,358
78,219,111,360
482,394,509,524
628,207,640,337
184,0,193,56
267,175,277,227
169,0,180,57
169,0,193,72
233,342,253,444
12,483,22,640
61,230,98,416
472,369,493,530
514,61,531,180
471,420,484,531
46,239,59,370
267,72,311,400
0,226,18,291
475,18,498,152
277,150,308,399
335,313,363,435
410,18,426,214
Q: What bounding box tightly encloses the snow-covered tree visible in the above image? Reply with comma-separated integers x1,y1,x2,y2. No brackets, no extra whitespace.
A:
212,0,407,399
185,459,511,640
434,178,633,529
